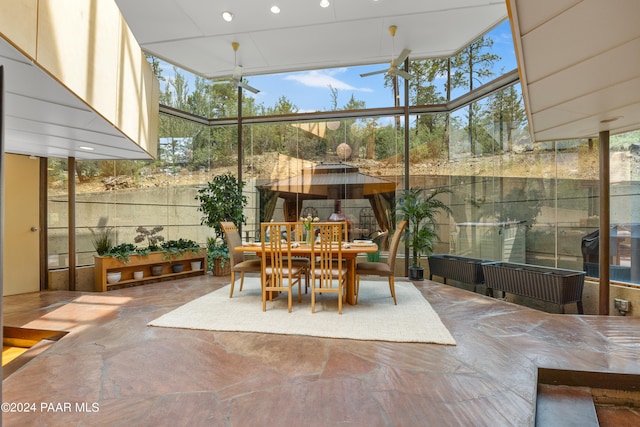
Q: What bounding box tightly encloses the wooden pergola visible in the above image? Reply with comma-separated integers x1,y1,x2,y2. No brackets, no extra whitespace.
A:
257,163,397,233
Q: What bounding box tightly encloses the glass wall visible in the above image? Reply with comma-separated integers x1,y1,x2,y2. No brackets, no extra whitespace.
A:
47,117,220,268
606,133,640,283
47,21,640,288
241,116,405,244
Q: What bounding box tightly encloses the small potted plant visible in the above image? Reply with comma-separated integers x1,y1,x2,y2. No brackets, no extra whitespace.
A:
133,226,165,253
161,238,202,272
399,186,452,280
207,237,230,276
90,226,113,256
103,242,137,263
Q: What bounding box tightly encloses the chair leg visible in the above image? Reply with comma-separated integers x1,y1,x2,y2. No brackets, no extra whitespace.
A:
262,279,268,312
388,276,397,305
239,273,245,292
355,274,360,304
229,272,236,298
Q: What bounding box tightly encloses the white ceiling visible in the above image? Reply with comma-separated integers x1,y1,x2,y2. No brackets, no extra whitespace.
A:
509,0,640,141
2,0,639,161
114,0,506,79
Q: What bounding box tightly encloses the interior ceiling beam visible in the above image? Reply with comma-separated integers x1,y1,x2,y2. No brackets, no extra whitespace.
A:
160,70,519,127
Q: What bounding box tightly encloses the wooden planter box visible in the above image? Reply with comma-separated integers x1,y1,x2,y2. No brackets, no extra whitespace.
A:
94,249,207,292
481,262,585,314
428,254,488,293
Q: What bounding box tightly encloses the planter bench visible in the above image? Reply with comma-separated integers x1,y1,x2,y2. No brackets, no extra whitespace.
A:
94,249,207,292
428,254,489,294
481,262,585,314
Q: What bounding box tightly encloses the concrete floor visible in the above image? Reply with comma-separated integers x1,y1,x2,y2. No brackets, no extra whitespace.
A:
3,274,640,426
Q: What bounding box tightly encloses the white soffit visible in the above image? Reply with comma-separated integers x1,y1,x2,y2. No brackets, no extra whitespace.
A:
115,0,507,78
509,0,640,141
0,37,151,160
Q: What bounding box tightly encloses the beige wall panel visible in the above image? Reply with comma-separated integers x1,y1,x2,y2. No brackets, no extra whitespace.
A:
0,0,38,58
37,0,120,125
4,154,40,296
116,18,159,157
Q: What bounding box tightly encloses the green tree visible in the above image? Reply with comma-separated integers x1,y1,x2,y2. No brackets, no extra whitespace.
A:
451,36,500,156
483,85,526,152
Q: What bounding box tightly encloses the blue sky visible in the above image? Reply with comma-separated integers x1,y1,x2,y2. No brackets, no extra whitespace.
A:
159,20,516,114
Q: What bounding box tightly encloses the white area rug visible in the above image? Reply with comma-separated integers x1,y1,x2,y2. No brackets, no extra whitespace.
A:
148,277,456,345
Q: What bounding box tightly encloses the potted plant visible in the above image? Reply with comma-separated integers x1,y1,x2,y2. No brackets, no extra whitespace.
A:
133,226,165,253
90,226,113,256
207,237,230,276
195,173,247,275
399,186,452,280
160,238,202,272
103,242,138,263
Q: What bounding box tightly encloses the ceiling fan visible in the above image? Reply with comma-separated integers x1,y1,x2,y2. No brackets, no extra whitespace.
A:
360,25,413,80
215,42,260,94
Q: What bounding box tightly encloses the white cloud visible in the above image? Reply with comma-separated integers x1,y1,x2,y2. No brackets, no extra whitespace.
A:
284,69,372,92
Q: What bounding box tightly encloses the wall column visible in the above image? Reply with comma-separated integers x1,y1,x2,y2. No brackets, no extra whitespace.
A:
68,157,76,291
598,131,610,315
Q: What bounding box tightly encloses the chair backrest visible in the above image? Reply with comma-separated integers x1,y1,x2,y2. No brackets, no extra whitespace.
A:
371,230,389,250
311,222,346,288
220,221,244,267
290,222,305,242
261,222,296,286
386,220,408,268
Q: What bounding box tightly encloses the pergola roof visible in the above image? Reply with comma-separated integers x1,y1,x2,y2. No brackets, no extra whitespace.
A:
257,163,397,201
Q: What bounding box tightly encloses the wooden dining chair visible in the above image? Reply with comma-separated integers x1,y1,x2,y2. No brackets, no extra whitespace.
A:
287,222,311,293
260,222,303,312
355,220,407,305
221,221,262,298
310,222,348,314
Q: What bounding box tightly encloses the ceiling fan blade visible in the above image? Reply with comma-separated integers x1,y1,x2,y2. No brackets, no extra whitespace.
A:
360,68,388,78
238,81,260,94
396,69,413,80
392,48,411,67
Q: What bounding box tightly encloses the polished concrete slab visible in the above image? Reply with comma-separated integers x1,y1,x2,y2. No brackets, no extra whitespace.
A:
3,274,640,426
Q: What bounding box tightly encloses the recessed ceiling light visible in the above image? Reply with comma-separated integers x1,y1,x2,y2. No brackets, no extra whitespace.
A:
221,11,233,22
320,0,330,7
270,5,280,14
79,146,94,151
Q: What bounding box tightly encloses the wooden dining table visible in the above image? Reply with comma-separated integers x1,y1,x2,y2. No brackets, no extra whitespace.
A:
235,241,379,305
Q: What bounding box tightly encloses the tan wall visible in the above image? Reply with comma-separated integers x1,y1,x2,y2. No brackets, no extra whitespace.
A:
4,154,40,296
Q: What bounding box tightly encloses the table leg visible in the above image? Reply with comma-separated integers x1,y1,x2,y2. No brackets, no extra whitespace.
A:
346,258,356,305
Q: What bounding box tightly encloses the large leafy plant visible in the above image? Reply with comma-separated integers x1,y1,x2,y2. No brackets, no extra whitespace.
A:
399,187,452,268
195,173,247,250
